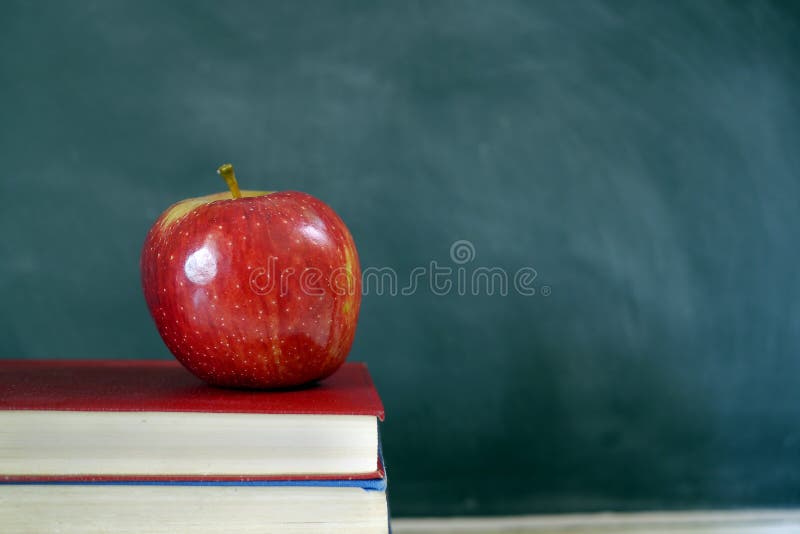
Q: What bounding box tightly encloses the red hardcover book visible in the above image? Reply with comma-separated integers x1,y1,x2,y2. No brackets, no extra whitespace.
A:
0,360,384,483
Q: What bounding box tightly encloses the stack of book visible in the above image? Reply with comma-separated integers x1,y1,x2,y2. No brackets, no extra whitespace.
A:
0,359,388,533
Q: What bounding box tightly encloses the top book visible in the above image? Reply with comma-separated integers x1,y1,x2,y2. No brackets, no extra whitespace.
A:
0,360,384,482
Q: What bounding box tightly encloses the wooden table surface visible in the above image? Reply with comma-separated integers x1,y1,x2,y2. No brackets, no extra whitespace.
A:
393,510,800,534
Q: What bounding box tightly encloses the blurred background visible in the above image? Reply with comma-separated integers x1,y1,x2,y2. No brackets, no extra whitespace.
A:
1,0,799,517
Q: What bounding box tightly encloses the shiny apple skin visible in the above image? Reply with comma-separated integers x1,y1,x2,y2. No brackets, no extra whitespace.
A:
141,191,361,389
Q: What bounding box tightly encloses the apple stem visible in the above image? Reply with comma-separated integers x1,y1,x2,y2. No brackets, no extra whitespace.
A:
217,163,242,199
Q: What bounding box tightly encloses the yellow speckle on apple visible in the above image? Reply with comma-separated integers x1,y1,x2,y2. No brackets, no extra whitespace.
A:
159,190,271,229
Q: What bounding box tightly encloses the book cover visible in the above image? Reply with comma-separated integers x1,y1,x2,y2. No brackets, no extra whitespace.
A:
2,463,387,491
0,360,384,418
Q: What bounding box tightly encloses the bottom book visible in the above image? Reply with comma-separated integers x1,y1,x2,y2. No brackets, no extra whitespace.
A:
0,479,389,533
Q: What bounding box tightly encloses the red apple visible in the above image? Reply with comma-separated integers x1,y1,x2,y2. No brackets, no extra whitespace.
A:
141,164,361,389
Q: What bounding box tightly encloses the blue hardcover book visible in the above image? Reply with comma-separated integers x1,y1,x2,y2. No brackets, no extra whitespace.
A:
0,457,389,533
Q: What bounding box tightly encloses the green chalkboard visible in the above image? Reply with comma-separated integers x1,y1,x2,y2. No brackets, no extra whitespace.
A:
2,0,799,516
